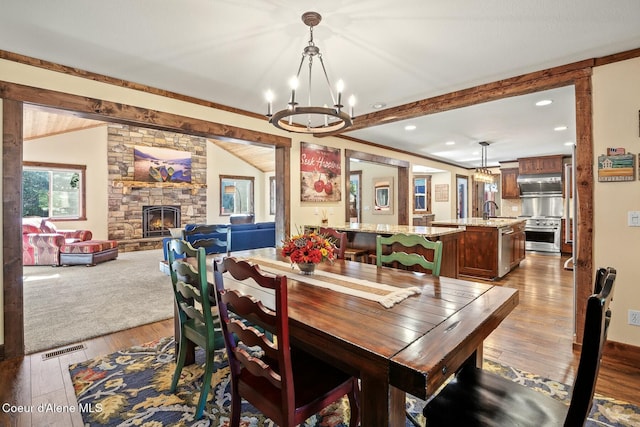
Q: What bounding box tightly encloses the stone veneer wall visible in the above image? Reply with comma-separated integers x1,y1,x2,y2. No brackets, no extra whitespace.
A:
107,124,207,251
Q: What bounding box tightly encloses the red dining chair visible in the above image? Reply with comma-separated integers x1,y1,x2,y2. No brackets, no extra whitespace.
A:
212,256,360,427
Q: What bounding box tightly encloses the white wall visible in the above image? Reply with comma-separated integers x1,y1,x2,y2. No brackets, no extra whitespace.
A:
592,56,640,345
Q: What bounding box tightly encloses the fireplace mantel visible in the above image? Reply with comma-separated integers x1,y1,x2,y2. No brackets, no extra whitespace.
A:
112,180,207,195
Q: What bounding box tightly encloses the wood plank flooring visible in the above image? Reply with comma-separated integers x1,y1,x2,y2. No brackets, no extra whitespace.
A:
0,252,638,426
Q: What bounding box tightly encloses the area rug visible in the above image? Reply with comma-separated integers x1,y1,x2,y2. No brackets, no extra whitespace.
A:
23,249,174,354
69,337,640,427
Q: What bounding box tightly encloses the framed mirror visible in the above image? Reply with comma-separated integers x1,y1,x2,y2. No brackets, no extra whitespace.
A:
373,176,393,215
220,175,254,216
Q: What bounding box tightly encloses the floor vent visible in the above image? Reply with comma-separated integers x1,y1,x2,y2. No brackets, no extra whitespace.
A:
42,343,86,360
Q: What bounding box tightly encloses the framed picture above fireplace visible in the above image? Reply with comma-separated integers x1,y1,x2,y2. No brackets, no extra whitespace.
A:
133,146,192,183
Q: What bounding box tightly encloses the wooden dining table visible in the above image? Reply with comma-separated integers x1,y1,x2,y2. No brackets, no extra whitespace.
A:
182,247,519,427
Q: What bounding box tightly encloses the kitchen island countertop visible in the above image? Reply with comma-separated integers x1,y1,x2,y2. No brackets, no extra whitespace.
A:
431,217,526,228
329,222,464,237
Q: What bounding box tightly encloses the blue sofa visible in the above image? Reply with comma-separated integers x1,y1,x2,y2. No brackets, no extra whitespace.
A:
163,221,276,260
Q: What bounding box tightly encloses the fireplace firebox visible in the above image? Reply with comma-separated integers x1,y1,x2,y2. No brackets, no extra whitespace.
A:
142,205,181,238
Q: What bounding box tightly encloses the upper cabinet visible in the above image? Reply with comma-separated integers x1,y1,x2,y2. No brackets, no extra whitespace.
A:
501,168,520,199
518,155,564,175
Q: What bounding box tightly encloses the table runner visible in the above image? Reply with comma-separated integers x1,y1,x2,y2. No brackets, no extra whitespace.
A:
241,256,421,308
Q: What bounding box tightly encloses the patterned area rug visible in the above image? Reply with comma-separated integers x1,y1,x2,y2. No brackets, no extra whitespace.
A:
69,337,640,426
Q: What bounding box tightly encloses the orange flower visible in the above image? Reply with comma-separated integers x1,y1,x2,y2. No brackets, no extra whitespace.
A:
281,230,335,264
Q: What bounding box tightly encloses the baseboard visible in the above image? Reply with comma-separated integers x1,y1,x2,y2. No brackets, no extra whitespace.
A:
603,340,640,367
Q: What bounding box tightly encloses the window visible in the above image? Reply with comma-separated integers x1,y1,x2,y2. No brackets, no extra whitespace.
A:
220,175,254,216
22,162,86,220
413,175,432,213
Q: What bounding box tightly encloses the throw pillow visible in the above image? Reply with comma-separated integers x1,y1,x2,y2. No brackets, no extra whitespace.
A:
40,219,58,233
22,224,40,234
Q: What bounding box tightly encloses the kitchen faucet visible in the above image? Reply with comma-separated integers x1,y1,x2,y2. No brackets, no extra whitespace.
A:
483,200,499,220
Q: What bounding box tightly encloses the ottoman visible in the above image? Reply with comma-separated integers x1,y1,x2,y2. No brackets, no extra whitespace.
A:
60,240,119,266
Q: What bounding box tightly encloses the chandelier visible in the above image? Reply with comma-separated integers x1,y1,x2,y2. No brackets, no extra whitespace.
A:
265,11,355,134
473,141,494,183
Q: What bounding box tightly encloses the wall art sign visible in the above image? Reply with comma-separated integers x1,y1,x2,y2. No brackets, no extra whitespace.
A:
133,146,192,183
435,184,449,202
300,142,341,202
597,153,635,182
373,176,394,215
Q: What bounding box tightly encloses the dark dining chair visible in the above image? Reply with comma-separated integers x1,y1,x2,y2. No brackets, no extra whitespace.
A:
319,226,347,259
213,256,360,427
167,239,225,419
319,226,368,262
183,224,231,256
422,267,617,427
375,233,443,276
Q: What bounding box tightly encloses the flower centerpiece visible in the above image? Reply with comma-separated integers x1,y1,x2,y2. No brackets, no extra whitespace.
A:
281,229,335,274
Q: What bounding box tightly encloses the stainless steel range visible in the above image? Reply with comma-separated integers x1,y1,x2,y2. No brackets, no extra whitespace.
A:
517,173,564,253
521,216,561,252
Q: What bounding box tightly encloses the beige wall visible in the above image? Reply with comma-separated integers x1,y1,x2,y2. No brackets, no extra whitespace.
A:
205,142,270,223
592,56,640,345
23,126,110,238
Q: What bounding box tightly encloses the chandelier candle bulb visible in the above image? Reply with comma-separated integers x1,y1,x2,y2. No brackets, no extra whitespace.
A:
336,79,344,110
349,95,356,118
265,90,274,117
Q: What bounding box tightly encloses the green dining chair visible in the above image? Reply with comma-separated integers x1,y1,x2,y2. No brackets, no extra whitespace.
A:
375,233,443,277
167,238,225,420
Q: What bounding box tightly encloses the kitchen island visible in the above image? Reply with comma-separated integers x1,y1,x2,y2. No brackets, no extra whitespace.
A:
310,223,464,278
431,217,526,280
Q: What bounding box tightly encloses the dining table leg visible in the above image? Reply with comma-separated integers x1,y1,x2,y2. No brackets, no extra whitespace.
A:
359,371,408,427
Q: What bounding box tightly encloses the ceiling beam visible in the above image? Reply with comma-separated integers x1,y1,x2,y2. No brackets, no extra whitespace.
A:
325,59,594,134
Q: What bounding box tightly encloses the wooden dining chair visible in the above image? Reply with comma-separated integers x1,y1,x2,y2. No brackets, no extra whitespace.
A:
422,267,617,427
212,256,360,427
319,226,368,262
167,239,225,420
183,224,231,256
375,233,443,276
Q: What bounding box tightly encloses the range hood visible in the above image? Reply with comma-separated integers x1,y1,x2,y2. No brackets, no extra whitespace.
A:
517,173,562,195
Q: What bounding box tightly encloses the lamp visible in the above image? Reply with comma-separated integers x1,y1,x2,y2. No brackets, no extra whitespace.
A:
473,141,494,183
265,11,355,134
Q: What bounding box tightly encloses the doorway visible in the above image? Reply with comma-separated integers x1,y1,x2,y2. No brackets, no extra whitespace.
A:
349,170,362,223
456,175,469,219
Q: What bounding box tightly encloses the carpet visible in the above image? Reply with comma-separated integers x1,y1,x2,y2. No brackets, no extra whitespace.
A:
69,337,640,427
23,249,174,354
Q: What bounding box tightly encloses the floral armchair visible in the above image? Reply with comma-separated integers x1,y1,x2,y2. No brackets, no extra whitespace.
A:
22,218,93,266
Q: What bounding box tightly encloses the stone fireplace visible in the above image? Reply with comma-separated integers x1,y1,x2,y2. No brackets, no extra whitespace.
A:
107,124,208,251
142,205,181,238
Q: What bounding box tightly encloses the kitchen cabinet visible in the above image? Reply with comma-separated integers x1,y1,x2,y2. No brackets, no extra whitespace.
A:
432,218,526,280
561,218,573,254
518,155,563,175
508,222,526,269
501,168,520,199
413,214,435,226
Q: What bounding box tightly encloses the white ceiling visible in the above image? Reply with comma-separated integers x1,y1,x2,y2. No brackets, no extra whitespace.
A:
3,1,640,168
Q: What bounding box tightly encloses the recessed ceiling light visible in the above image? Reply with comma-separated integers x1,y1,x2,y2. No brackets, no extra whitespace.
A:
554,125,568,131
536,99,553,106
564,141,574,146
404,125,416,131
445,141,455,145
372,102,386,109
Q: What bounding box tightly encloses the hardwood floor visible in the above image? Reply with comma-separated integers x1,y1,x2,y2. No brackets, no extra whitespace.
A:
0,252,638,426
